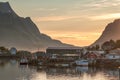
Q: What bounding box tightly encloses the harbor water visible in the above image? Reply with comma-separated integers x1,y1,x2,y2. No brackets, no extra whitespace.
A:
0,59,119,80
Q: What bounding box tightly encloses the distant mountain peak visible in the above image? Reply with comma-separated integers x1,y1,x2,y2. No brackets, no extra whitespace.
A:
0,2,11,13
0,2,18,17
91,19,120,46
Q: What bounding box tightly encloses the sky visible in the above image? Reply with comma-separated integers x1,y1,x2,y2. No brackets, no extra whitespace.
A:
1,0,120,47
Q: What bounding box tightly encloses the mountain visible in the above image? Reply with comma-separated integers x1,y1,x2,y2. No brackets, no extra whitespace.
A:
92,19,120,46
0,2,73,51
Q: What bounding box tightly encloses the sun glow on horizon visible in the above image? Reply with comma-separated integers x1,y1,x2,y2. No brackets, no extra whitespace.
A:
40,31,101,46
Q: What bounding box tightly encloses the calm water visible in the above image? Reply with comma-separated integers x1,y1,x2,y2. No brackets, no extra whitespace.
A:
0,59,119,80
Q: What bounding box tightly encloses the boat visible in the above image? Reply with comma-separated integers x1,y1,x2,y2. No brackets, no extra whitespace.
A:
55,63,69,67
75,59,88,66
20,58,28,65
76,66,88,72
38,61,43,66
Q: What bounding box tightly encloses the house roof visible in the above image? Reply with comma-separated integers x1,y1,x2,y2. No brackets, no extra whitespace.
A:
47,47,82,50
84,51,102,58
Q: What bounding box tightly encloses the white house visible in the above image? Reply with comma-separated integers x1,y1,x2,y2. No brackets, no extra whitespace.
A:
105,48,120,59
105,53,120,59
10,47,17,55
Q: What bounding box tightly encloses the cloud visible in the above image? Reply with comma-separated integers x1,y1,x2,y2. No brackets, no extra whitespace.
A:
32,16,82,22
84,0,120,9
74,0,120,12
89,13,120,20
35,8,57,11
44,31,101,40
55,35,88,40
33,12,120,22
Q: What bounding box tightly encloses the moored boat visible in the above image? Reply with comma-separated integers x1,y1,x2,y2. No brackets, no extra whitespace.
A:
38,61,43,66
20,58,28,65
75,59,88,66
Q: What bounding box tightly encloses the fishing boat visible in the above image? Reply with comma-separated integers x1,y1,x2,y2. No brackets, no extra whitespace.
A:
20,58,28,65
38,61,43,66
75,59,88,66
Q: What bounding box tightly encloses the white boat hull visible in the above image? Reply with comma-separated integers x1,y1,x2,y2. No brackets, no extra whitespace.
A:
75,60,88,66
20,58,28,65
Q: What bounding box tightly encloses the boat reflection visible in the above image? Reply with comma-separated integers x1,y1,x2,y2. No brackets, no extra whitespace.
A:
76,66,88,73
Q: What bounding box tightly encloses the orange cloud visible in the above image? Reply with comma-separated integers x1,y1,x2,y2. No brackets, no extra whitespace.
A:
89,13,120,20
32,16,82,22
42,31,101,46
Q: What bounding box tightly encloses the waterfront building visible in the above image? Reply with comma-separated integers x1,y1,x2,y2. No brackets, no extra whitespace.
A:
105,48,120,59
46,47,82,60
89,50,105,55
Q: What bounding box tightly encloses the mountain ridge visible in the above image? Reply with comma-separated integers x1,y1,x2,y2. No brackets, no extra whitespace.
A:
91,19,120,46
0,2,73,51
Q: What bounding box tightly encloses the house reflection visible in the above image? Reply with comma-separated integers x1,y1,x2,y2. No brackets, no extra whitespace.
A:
42,67,98,76
36,67,119,80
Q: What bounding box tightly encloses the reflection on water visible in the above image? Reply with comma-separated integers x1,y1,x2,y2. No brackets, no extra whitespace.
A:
0,59,119,80
45,67,119,80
